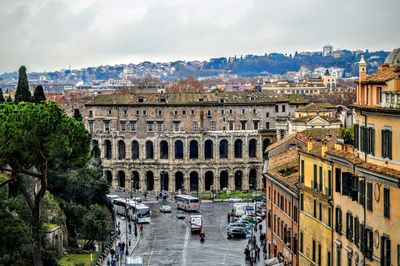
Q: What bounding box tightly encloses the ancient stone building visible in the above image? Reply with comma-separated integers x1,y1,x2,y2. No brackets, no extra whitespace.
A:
84,92,307,194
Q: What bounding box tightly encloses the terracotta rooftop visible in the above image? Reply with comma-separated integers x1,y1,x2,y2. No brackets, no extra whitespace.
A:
290,115,341,123
364,63,400,83
85,92,302,106
268,159,299,192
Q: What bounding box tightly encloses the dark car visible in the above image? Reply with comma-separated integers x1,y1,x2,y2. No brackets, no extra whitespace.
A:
227,227,247,238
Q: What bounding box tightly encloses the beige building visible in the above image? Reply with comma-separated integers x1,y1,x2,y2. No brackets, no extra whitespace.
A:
84,92,307,194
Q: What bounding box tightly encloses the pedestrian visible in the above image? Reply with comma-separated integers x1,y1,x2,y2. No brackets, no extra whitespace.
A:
244,245,250,260
256,244,260,260
128,223,132,234
227,212,230,223
117,229,121,238
139,223,144,236
259,223,262,232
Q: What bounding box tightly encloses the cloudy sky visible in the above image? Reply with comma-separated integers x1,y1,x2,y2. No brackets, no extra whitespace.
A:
0,0,399,73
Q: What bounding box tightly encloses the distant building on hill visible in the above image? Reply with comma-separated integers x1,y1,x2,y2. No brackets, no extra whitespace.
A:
323,44,333,56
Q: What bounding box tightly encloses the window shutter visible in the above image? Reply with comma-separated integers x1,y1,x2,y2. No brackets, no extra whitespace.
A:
371,128,375,155
388,130,392,159
382,129,386,158
354,124,359,148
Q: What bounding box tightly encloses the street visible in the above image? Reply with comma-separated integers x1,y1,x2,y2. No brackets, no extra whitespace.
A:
130,200,266,266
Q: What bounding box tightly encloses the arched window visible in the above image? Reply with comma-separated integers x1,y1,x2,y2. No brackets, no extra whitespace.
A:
234,139,243,158
131,171,140,190
204,139,213,160
175,172,184,191
146,171,154,191
249,168,257,190
118,140,126,159
249,139,257,158
145,141,154,159
189,140,198,159
91,140,101,158
190,171,199,191
205,171,214,191
175,140,184,159
117,171,126,188
219,139,229,159
131,140,139,160
105,140,112,159
104,170,112,186
220,171,229,190
160,171,169,191
234,170,242,190
160,140,169,159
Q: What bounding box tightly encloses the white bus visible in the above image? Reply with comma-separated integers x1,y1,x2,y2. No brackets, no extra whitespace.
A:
175,194,200,211
134,204,151,223
113,198,130,217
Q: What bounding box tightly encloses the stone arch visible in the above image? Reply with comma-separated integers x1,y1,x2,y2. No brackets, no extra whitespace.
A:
118,140,126,160
220,171,229,190
234,139,243,158
117,170,126,188
190,171,199,192
104,170,112,186
189,140,199,159
219,139,229,159
175,140,184,159
160,171,169,191
249,139,258,158
205,171,214,191
160,140,169,159
175,171,184,191
104,139,112,159
204,139,213,160
131,140,140,160
263,138,271,156
131,171,140,190
249,168,257,190
146,171,154,191
234,170,243,191
91,139,101,158
145,140,154,159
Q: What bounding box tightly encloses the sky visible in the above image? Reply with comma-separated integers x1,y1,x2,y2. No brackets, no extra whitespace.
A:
0,0,399,73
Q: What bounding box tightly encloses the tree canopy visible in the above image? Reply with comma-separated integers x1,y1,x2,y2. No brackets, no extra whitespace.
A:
0,88,4,103
14,66,32,103
33,85,46,103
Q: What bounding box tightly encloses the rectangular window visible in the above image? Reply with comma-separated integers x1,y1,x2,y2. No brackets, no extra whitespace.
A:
354,124,359,149
241,109,245,114
384,188,390,218
120,121,126,131
300,193,304,211
253,120,259,130
88,120,94,133
182,110,186,115
359,179,365,206
312,240,316,262
381,129,392,159
266,112,269,117
143,110,147,115
377,87,382,104
229,122,234,131
157,122,163,132
293,206,298,223
354,217,359,247
275,105,279,112
210,121,216,131
313,164,318,189
147,121,154,132
173,122,180,132
335,168,341,193
282,105,286,113
346,213,353,240
191,110,195,115
174,110,179,115
253,108,257,114
130,121,136,131
318,243,321,266
192,121,199,131
300,160,305,183
335,207,342,234
337,249,341,266
319,166,323,192
104,120,110,131
381,236,391,266
88,110,93,118
240,121,247,130
313,199,317,217
266,122,270,129
136,110,140,116
158,110,162,115
367,182,373,211
319,202,322,221
328,207,332,227
328,170,332,196
327,251,331,266
300,232,303,253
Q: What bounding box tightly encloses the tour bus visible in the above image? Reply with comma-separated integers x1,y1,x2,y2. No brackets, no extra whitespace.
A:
132,203,151,223
190,214,203,233
106,194,121,204
175,194,200,211
233,202,255,217
113,198,131,217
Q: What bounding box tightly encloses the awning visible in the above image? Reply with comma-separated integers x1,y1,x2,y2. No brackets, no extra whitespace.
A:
265,257,280,265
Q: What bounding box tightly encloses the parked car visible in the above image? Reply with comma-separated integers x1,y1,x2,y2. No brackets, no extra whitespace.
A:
240,215,257,224
160,204,171,213
227,227,247,238
229,197,242,203
227,222,253,232
176,210,186,219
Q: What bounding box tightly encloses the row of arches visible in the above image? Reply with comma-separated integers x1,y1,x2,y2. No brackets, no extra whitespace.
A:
104,169,259,192
98,138,260,160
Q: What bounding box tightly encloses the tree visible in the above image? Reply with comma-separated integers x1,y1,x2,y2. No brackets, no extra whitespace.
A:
0,102,91,266
0,88,4,103
79,204,109,249
33,85,46,103
6,95,12,102
14,66,32,103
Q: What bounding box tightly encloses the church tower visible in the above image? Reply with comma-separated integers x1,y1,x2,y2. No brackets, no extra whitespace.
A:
359,54,367,82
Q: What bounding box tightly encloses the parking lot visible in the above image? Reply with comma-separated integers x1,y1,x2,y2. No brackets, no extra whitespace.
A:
131,200,266,266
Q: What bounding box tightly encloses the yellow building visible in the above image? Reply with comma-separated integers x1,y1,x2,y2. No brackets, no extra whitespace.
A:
298,129,338,266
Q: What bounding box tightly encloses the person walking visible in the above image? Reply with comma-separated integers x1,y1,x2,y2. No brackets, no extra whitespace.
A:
139,223,144,236
259,223,262,232
128,223,132,234
227,212,230,223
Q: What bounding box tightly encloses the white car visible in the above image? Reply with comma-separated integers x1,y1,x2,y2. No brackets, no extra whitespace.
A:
229,197,242,203
159,204,171,213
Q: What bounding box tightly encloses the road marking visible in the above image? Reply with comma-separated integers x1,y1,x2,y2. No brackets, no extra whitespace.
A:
147,236,156,266
182,225,190,266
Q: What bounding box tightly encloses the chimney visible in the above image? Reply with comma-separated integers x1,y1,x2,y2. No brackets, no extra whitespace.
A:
307,137,313,152
381,64,390,72
321,140,328,157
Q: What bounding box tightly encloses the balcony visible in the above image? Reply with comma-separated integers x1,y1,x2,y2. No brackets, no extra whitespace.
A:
382,91,400,108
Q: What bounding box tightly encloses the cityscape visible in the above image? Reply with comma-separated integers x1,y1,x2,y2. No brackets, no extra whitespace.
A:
0,1,400,266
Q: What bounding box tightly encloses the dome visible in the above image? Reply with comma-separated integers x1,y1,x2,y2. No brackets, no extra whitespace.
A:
384,48,400,65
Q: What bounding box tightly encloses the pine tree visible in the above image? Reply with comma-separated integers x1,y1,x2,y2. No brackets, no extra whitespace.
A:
14,66,32,103
33,85,46,103
73,109,82,121
0,88,4,103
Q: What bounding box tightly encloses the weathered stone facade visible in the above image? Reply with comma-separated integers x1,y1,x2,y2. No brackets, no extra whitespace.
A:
84,92,307,193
